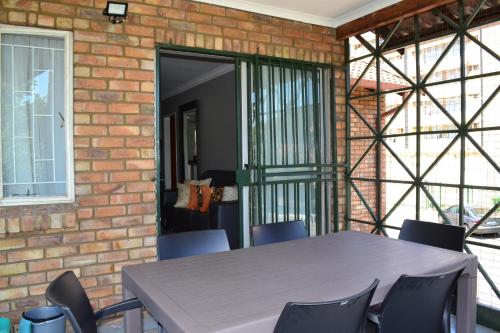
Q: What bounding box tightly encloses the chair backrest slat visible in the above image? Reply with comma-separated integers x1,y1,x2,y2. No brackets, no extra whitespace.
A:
399,219,465,252
45,271,97,333
274,279,379,333
251,221,308,246
157,229,230,260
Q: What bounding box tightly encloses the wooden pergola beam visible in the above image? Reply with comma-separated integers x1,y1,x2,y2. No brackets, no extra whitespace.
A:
336,0,456,40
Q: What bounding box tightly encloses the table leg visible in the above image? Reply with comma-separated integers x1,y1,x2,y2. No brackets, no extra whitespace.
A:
456,267,477,333
124,286,142,333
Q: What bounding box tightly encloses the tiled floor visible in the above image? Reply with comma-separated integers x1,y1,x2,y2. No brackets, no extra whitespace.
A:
98,315,499,333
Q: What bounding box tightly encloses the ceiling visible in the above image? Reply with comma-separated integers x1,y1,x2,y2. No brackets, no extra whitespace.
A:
194,0,401,27
160,56,234,99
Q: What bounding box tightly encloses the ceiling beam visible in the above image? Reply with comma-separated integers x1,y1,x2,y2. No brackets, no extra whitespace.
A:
336,0,456,40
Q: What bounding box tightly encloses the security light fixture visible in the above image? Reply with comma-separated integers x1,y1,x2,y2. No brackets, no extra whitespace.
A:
103,1,128,24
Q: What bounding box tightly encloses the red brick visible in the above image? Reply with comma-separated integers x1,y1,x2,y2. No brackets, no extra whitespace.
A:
96,229,128,240
10,273,46,286
93,161,124,171
109,103,139,114
74,102,107,113
92,114,124,125
78,195,109,206
126,160,155,170
40,2,75,15
109,171,141,183
124,25,154,37
124,70,154,81
93,183,125,194
125,92,154,103
63,232,95,243
158,8,185,19
128,3,157,15
125,47,155,59
82,264,113,276
140,16,168,27
74,78,107,90
98,251,128,263
92,68,123,78
110,193,141,205
109,80,140,91
126,137,154,148
75,31,107,43
37,15,55,27
80,219,112,230
75,54,107,66
128,225,157,237
80,242,111,254
223,28,247,39
126,182,155,193
29,259,63,272
74,126,107,136
93,91,123,102
109,126,140,136
92,137,124,148
95,206,126,218
107,57,139,68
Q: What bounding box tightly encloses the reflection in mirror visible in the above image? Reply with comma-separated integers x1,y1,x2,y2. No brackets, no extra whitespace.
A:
183,108,197,180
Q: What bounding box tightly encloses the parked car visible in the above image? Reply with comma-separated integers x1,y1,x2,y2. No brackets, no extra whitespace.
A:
440,206,500,235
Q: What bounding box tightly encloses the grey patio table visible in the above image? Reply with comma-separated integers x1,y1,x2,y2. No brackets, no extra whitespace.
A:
122,230,478,333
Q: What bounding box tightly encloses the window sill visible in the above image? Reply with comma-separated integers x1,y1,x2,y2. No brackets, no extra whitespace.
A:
0,196,75,207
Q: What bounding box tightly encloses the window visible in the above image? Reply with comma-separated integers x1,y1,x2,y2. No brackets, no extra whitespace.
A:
0,25,73,206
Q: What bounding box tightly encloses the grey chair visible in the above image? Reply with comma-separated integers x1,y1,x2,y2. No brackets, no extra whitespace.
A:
157,229,230,260
251,220,308,246
399,219,465,252
274,279,379,333
45,271,142,333
398,219,466,333
366,267,465,333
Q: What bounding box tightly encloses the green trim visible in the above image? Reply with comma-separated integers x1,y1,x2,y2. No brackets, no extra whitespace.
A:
155,47,162,236
155,44,334,68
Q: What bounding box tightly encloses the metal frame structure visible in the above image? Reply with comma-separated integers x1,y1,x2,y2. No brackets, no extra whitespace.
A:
246,58,339,237
345,0,499,325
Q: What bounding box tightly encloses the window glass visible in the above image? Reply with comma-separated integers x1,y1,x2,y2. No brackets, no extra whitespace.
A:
1,31,70,202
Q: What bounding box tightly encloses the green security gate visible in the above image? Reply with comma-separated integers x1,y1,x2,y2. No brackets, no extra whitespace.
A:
344,0,499,328
237,57,339,246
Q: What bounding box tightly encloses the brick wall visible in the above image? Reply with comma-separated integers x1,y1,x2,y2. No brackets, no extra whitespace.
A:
0,0,344,322
348,89,385,233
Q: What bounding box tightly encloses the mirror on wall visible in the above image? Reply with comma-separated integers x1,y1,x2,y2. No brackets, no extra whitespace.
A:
180,101,198,181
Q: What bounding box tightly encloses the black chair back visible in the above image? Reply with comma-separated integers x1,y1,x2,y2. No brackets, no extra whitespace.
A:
274,279,379,333
399,219,465,252
157,229,230,260
377,267,464,333
45,271,97,333
251,220,308,246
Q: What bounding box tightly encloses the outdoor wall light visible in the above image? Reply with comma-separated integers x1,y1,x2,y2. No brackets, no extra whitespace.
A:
103,1,128,24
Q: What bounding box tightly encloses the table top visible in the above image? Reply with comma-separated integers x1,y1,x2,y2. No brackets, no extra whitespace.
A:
122,231,476,333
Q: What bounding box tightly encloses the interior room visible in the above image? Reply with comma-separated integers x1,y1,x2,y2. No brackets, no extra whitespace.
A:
157,53,239,244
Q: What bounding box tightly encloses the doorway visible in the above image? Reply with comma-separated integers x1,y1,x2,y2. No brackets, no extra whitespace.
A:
157,50,239,237
156,47,339,248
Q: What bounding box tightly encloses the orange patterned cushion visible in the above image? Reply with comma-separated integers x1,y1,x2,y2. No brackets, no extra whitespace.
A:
199,186,212,213
186,184,199,210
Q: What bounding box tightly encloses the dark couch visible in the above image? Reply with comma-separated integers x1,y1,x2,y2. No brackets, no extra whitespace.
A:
162,170,240,249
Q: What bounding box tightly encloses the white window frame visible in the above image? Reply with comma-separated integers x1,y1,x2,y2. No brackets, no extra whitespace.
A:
0,24,74,206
